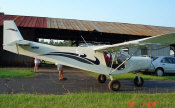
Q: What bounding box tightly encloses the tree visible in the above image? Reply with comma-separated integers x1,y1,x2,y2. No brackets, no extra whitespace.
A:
49,39,54,45
40,39,73,46
39,39,48,44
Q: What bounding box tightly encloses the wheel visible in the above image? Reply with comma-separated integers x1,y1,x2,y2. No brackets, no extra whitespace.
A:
155,68,164,76
108,80,120,91
97,74,106,83
134,76,144,87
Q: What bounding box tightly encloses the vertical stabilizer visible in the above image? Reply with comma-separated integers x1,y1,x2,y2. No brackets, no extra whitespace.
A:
3,20,24,54
3,20,23,46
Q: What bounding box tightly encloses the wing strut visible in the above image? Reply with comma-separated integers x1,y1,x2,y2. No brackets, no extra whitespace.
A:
109,51,117,72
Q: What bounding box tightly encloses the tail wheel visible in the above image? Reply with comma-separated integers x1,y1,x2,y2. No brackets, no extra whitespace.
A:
97,74,106,83
134,76,144,87
108,80,120,91
155,68,164,76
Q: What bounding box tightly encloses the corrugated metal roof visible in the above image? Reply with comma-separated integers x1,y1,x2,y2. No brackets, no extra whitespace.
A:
0,14,175,36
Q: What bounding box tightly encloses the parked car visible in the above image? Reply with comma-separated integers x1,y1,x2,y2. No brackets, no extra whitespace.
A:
146,56,175,76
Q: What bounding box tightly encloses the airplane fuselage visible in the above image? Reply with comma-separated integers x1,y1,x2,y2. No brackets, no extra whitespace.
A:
4,40,151,75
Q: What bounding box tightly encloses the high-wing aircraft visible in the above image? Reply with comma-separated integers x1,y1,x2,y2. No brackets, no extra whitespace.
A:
3,20,175,91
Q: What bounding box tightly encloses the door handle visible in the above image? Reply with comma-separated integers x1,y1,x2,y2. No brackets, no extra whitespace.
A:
162,64,165,65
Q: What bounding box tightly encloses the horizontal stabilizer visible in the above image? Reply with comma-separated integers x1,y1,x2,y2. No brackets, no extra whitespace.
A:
4,40,30,46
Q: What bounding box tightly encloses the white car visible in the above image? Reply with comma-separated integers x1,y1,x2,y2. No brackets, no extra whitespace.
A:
147,56,175,76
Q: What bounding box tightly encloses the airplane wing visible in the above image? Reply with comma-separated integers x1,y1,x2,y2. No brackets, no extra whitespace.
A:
93,33,175,51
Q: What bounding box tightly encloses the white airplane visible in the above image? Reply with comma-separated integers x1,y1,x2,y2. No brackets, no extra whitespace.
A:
3,20,175,91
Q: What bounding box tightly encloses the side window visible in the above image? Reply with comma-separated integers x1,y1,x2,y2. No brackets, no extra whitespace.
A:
161,57,175,64
161,58,165,63
171,58,175,64
161,58,170,63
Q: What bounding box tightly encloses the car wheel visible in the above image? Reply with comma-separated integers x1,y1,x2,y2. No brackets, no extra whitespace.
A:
156,68,164,76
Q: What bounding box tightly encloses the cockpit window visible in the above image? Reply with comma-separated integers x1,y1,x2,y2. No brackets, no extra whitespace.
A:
103,49,130,70
79,43,93,47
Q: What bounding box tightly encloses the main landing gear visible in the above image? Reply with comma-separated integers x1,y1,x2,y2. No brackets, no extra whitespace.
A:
107,75,120,91
97,74,106,83
97,74,144,91
97,74,120,91
134,74,144,87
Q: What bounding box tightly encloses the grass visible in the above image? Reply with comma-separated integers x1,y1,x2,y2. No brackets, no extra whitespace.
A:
0,68,35,78
0,93,174,108
84,71,175,80
42,60,55,65
0,68,174,107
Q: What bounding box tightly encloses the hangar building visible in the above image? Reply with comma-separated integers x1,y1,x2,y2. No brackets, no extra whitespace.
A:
1,13,175,66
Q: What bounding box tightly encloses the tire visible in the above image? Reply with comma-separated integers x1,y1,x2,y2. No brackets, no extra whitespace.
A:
134,76,144,87
97,74,106,83
155,68,164,76
108,80,120,91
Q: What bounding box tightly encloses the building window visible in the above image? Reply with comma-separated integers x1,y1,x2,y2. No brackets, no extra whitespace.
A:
141,48,147,56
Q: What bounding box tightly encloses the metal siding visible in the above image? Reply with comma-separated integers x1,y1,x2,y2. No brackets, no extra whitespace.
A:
0,15,10,25
0,14,175,36
110,22,126,34
103,22,119,33
97,21,111,33
113,23,133,35
151,46,170,57
88,21,102,32
16,16,25,26
0,15,5,25
75,20,88,31
69,19,81,30
35,17,40,28
56,19,64,29
28,17,35,27
43,17,47,28
20,16,28,27
129,46,170,57
24,16,31,27
50,18,55,28
47,18,51,28
40,17,44,28
82,21,94,31
63,19,74,30
66,19,75,30
53,18,58,28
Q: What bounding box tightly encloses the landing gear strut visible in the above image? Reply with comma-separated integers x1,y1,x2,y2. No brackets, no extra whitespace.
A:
97,74,106,83
134,74,144,87
108,75,120,91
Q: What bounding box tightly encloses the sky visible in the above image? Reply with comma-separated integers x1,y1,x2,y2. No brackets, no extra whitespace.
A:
0,0,175,27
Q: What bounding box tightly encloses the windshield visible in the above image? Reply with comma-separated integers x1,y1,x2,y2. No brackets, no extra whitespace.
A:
79,43,93,47
103,49,130,70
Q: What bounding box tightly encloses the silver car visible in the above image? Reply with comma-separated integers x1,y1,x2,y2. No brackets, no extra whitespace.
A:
147,56,175,76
